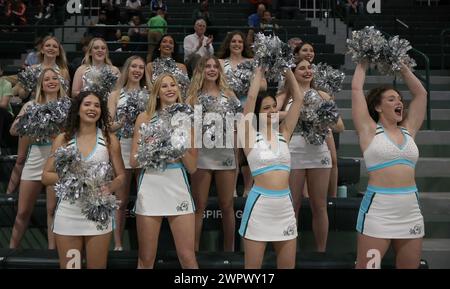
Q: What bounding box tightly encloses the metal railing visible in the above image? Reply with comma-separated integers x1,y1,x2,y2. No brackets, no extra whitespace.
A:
440,28,450,70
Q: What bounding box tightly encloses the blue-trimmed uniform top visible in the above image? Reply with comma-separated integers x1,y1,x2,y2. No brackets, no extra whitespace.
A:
247,131,291,177
363,124,419,172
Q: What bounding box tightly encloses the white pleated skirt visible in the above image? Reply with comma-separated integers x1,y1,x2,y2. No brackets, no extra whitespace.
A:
134,163,195,216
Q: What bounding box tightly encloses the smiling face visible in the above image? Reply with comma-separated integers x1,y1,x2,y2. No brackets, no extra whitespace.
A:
194,19,207,36
294,59,313,84
41,38,60,59
298,43,315,63
259,96,279,126
159,35,175,57
90,39,108,63
229,34,244,55
204,58,220,82
158,75,179,106
128,58,145,83
377,89,404,123
79,94,101,124
41,69,60,94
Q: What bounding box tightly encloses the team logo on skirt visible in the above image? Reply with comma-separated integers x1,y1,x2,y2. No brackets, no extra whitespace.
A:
222,158,234,167
321,157,330,166
283,224,297,236
176,201,189,212
409,224,422,235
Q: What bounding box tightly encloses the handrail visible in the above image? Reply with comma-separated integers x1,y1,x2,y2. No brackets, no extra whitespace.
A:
440,28,450,70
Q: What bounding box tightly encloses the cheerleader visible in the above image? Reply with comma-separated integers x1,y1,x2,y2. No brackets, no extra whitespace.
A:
71,37,120,97
238,66,303,268
352,61,427,268
9,68,68,249
186,56,240,252
42,91,125,269
108,55,151,251
130,74,198,269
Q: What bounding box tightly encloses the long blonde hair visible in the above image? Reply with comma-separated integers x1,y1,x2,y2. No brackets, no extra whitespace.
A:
34,68,67,104
82,37,113,66
115,55,152,91
145,73,183,119
187,56,232,106
38,36,69,76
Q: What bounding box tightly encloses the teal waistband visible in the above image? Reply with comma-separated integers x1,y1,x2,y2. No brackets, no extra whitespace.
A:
251,185,290,197
166,162,184,169
367,185,418,194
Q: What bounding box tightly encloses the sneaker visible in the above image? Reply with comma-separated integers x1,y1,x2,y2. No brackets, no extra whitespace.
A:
35,12,43,19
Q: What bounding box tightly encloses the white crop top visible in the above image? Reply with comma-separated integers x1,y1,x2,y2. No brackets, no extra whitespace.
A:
363,124,418,172
247,131,291,176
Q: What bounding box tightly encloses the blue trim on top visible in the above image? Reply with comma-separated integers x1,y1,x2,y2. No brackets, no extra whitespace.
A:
251,164,290,177
366,185,418,194
31,142,52,147
367,158,416,172
166,163,184,169
379,123,408,150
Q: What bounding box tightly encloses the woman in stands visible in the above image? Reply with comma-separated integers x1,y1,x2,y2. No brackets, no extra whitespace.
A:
42,91,125,269
146,34,189,97
217,30,267,197
186,56,239,252
238,66,303,268
276,58,344,252
71,37,120,97
130,74,198,269
108,55,151,251
352,61,426,269
8,68,68,250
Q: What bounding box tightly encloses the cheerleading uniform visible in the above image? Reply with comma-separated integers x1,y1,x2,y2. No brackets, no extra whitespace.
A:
222,58,252,104
197,93,238,170
151,57,190,97
53,128,113,235
356,124,424,239
21,141,52,181
238,131,297,241
285,93,332,169
116,88,133,169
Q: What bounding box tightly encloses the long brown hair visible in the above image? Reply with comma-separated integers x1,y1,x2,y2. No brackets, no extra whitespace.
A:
217,31,253,59
366,85,402,123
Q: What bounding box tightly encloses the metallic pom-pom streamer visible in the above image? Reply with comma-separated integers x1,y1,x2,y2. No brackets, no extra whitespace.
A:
152,57,190,99
80,161,119,231
297,89,339,145
225,60,255,97
17,65,42,93
252,33,295,82
378,35,416,75
82,65,118,100
116,89,149,138
54,146,84,202
136,103,194,170
312,63,345,96
15,96,71,142
346,26,387,64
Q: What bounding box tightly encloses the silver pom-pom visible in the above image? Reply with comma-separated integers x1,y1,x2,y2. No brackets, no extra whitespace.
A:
297,89,339,145
116,89,149,138
17,65,42,93
54,146,85,202
252,33,295,83
152,57,190,99
82,66,118,100
136,103,194,170
378,35,416,75
225,60,255,97
346,26,387,64
312,63,345,96
15,97,71,142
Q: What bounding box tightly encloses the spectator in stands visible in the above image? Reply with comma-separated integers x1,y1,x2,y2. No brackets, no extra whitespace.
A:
9,68,68,250
246,0,272,15
352,61,426,269
127,15,148,51
115,35,130,52
276,58,344,252
345,0,364,17
150,0,167,16
147,8,167,63
288,37,303,51
23,37,43,68
183,19,214,77
238,65,302,269
5,0,27,29
217,31,267,197
259,10,280,36
186,56,238,252
72,37,120,97
42,90,125,269
130,73,198,269
34,0,55,20
192,0,216,40
108,55,152,251
147,34,189,96
246,3,265,46
87,8,121,46
126,0,143,19
0,64,15,150
102,0,122,25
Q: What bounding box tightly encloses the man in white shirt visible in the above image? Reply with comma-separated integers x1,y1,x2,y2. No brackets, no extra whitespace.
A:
183,18,214,76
